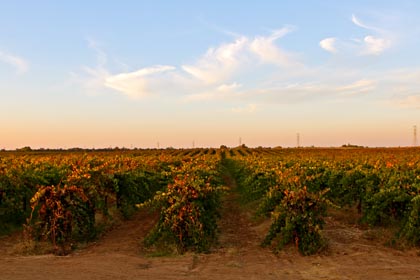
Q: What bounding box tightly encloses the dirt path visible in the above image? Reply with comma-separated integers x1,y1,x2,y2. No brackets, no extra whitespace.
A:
1,181,420,279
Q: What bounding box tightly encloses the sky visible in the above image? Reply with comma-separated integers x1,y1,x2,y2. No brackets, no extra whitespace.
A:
1,0,420,149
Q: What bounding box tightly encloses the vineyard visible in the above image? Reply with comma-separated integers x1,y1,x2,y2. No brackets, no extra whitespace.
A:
1,147,420,278
2,147,420,253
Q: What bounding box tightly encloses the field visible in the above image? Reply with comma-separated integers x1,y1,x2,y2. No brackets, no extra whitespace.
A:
1,147,420,279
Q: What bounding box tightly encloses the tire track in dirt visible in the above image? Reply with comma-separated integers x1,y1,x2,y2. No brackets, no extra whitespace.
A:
78,209,158,256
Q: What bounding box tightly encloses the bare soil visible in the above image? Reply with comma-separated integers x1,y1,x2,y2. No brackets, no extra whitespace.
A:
1,193,420,279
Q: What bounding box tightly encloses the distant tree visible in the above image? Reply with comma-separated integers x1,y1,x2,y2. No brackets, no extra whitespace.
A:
16,146,32,152
341,143,365,148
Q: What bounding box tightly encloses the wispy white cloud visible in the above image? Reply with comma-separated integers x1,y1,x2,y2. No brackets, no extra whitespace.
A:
388,95,420,109
183,82,243,102
363,35,391,55
81,65,110,95
182,37,248,84
337,79,376,95
104,65,176,98
236,77,378,105
182,92,216,102
240,85,325,104
352,14,372,31
351,14,384,33
86,37,107,67
80,26,400,107
377,68,420,109
249,26,299,66
78,38,111,95
217,82,242,92
231,103,257,113
318,15,393,56
182,27,299,84
0,50,29,74
81,38,180,98
351,14,392,55
196,17,244,38
82,30,299,100
319,37,337,53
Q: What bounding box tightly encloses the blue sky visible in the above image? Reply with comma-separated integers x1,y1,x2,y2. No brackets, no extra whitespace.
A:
1,0,420,149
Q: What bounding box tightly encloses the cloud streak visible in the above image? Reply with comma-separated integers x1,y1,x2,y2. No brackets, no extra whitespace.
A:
249,26,299,66
83,28,303,101
319,37,337,53
351,14,392,55
351,14,383,33
231,103,257,113
182,37,248,84
337,79,376,95
80,23,407,109
0,50,28,74
321,15,393,56
182,27,299,84
388,95,420,109
87,38,107,67
363,35,391,55
182,82,243,102
352,14,371,31
104,65,176,98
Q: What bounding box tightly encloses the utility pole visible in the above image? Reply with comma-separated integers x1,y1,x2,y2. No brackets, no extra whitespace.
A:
239,137,242,146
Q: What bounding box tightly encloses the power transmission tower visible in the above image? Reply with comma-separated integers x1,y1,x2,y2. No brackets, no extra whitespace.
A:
297,133,300,148
414,125,418,147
